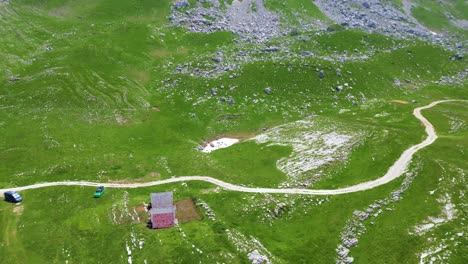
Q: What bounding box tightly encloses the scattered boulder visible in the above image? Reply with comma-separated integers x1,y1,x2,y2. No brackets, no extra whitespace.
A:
212,57,222,63
227,96,235,105
262,46,280,52
393,79,402,87
343,238,358,247
455,53,463,60
336,68,342,77
173,0,189,9
210,88,218,96
337,246,350,258
367,21,377,28
318,70,325,79
263,87,271,95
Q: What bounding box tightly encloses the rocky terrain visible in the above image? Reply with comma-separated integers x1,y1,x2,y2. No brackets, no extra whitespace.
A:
1,1,467,263
169,0,282,43
314,0,465,50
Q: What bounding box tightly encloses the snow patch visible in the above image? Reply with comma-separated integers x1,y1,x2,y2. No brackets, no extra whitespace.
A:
200,138,240,153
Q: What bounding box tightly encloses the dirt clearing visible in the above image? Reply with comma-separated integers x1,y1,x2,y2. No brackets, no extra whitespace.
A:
175,199,202,223
12,204,24,216
391,100,410,104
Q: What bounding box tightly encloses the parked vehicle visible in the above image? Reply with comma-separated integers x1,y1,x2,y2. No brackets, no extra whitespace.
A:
4,191,22,203
94,186,105,198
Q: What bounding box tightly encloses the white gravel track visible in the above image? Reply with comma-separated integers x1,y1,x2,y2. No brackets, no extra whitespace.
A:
1,100,466,196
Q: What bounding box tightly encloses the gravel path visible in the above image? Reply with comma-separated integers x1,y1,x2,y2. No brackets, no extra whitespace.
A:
1,100,466,196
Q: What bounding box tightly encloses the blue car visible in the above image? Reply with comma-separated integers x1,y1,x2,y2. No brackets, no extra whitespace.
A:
94,186,105,198
4,191,22,203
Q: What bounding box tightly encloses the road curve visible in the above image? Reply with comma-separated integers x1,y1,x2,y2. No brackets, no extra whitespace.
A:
1,100,466,196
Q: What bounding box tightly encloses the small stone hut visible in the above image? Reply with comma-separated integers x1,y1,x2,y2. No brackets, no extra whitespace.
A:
150,192,176,229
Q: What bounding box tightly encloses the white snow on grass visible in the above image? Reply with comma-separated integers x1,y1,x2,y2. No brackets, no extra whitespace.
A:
201,138,240,153
252,120,360,180
410,194,458,236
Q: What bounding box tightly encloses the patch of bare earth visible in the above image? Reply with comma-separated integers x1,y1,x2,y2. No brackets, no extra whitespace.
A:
48,6,72,17
201,188,220,194
391,100,410,104
147,172,161,178
150,48,188,58
12,204,23,216
107,173,160,184
129,70,151,85
133,206,150,222
175,199,202,224
202,130,260,145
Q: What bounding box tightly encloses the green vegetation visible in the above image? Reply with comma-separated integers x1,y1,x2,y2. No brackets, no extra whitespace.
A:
353,101,468,263
0,0,467,263
410,0,468,34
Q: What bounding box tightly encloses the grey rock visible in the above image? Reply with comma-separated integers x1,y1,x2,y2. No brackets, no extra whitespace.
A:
393,79,402,86
336,68,342,77
210,88,218,96
264,87,271,95
344,238,358,247
318,70,325,79
262,46,280,52
212,57,222,63
227,96,235,105
247,250,270,264
367,21,376,28
173,0,189,9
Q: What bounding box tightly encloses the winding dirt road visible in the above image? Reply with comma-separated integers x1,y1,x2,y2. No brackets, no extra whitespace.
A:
1,100,465,196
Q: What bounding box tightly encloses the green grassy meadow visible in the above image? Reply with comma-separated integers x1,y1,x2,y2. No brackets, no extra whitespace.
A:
0,0,467,263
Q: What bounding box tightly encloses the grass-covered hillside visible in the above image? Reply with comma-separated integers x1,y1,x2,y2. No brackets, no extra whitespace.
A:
0,0,467,263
